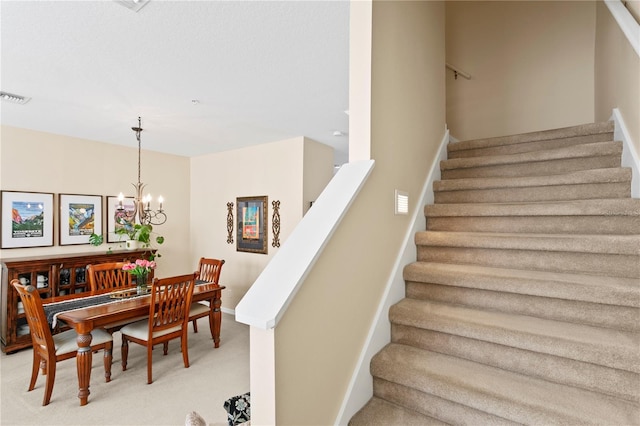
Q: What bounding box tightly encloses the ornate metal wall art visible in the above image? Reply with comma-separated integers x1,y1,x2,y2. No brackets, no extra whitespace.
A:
272,200,281,248
226,202,234,244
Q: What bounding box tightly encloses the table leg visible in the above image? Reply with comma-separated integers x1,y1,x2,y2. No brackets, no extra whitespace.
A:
76,332,93,406
212,292,222,348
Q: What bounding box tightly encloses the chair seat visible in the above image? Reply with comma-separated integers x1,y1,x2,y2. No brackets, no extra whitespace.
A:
189,302,209,316
53,328,113,356
120,319,182,341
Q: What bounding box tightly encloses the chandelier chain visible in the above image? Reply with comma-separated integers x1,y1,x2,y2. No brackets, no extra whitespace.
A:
116,116,167,227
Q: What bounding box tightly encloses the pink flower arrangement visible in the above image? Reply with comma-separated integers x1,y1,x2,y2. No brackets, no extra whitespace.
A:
122,259,156,279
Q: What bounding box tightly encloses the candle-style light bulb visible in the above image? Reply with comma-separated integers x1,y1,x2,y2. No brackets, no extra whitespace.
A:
158,196,164,211
118,192,124,208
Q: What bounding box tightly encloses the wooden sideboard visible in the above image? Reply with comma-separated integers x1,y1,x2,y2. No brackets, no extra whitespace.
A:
1,249,153,353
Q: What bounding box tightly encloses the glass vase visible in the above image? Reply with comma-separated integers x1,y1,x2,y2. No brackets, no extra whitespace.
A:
136,274,148,295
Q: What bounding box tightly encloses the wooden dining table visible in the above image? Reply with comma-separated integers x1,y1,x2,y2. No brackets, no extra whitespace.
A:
47,282,224,406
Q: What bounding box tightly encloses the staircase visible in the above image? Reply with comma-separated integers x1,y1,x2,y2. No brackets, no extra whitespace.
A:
350,121,640,425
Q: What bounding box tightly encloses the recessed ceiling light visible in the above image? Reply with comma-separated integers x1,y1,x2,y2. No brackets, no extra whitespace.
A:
114,0,149,12
0,91,31,105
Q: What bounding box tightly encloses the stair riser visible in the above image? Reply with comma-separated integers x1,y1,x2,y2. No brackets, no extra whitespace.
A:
403,264,640,308
389,302,639,373
390,325,640,403
373,378,519,426
441,156,621,179
416,247,640,278
425,216,640,235
348,397,448,426
371,344,640,425
434,182,630,204
448,133,614,159
405,282,639,332
448,122,614,154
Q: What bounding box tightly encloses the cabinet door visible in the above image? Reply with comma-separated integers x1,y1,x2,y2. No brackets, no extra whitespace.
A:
57,264,88,295
12,267,53,345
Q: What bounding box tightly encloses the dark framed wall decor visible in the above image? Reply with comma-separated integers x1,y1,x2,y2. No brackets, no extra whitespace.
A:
236,195,268,254
58,193,103,245
1,190,54,248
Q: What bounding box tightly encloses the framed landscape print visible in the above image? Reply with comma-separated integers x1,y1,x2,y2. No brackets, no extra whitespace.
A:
236,195,268,254
107,195,135,243
58,193,103,245
1,191,54,248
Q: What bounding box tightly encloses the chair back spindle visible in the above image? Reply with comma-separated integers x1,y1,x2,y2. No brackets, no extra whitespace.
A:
87,262,132,291
198,258,225,285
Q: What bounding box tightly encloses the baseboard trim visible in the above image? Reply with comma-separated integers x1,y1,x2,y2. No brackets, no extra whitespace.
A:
334,129,450,425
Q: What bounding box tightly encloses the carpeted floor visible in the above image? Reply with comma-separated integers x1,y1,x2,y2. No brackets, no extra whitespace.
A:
0,313,249,426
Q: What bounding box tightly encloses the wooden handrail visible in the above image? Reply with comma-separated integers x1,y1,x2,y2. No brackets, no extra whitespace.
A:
446,63,471,80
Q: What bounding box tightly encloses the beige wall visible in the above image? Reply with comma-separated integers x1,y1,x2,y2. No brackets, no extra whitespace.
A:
595,0,640,154
0,126,332,311
303,140,335,216
446,1,596,141
0,126,191,278
272,1,446,424
189,137,333,310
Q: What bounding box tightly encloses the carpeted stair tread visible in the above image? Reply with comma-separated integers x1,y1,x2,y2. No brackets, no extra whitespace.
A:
373,378,520,425
433,168,631,191
389,298,640,373
448,121,614,154
426,198,640,218
348,396,447,426
403,280,639,331
415,231,640,254
447,134,616,159
403,262,640,307
391,325,640,403
441,141,622,172
371,343,639,425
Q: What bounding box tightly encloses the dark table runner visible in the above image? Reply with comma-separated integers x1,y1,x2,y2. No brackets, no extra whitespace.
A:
44,279,212,327
44,294,119,327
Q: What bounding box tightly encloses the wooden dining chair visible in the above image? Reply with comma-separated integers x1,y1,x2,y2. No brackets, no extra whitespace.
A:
120,273,197,384
87,262,132,292
11,280,113,406
188,258,225,337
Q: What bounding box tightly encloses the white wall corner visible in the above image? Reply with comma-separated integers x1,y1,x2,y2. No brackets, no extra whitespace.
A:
611,108,640,198
334,129,449,425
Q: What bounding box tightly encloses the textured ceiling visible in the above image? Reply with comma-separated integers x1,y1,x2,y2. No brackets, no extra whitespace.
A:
0,1,350,165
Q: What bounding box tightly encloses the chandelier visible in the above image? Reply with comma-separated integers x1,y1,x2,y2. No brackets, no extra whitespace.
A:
116,117,167,226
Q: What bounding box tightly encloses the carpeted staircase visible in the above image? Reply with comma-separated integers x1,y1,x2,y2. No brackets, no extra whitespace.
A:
350,121,640,425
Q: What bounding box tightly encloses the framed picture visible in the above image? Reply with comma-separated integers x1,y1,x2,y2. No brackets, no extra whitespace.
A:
58,193,103,245
236,195,268,254
106,195,135,243
1,191,54,248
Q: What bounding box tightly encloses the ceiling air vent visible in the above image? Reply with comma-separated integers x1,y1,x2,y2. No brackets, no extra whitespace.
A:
114,0,149,13
0,91,31,105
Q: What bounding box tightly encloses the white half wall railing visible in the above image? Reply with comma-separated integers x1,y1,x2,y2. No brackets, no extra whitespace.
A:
611,108,640,198
605,0,640,57
235,159,375,329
